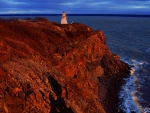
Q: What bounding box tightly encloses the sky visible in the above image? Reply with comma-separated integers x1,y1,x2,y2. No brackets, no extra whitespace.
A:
0,0,150,14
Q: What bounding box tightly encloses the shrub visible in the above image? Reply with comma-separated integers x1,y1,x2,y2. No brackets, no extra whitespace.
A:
34,17,49,22
24,18,32,21
0,18,8,23
9,18,19,22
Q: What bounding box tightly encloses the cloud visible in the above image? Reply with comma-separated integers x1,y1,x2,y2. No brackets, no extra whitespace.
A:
60,1,81,6
85,1,110,7
5,1,26,5
0,0,61,14
0,0,150,14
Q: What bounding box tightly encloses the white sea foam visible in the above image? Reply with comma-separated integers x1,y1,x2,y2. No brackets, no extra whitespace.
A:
119,58,149,113
119,75,141,113
144,108,150,113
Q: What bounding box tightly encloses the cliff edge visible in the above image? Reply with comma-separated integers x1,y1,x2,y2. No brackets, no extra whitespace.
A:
0,18,130,113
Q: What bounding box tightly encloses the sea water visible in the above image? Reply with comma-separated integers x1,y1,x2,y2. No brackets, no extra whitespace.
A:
1,15,150,113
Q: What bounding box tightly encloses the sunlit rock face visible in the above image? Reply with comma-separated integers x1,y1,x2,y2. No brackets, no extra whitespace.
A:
0,18,130,113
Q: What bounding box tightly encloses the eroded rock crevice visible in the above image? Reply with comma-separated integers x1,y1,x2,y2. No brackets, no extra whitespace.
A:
48,76,62,97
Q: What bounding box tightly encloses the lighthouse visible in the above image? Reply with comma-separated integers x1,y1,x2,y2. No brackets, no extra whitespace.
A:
61,12,68,24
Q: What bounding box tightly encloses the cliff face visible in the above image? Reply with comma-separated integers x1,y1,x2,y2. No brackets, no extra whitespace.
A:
0,19,130,113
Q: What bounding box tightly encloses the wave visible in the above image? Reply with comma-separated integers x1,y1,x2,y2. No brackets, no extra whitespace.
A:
119,58,150,113
146,48,150,53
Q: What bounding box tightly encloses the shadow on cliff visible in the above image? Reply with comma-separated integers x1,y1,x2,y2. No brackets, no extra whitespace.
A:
48,76,73,113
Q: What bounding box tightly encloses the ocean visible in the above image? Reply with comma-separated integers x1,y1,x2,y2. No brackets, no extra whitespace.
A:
1,15,150,113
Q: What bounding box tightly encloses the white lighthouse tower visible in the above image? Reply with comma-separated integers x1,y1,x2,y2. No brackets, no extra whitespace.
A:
61,12,68,24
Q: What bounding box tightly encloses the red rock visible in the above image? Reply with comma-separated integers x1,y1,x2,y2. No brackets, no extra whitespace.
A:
0,18,130,113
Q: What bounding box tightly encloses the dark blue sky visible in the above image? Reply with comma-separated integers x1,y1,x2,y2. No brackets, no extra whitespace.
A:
0,0,150,14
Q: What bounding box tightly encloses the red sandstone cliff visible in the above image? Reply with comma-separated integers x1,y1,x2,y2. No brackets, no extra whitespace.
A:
0,18,130,113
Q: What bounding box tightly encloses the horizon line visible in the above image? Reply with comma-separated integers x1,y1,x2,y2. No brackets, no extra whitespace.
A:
0,14,150,17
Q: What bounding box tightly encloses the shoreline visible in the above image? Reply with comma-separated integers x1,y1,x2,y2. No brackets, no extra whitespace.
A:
98,67,130,113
